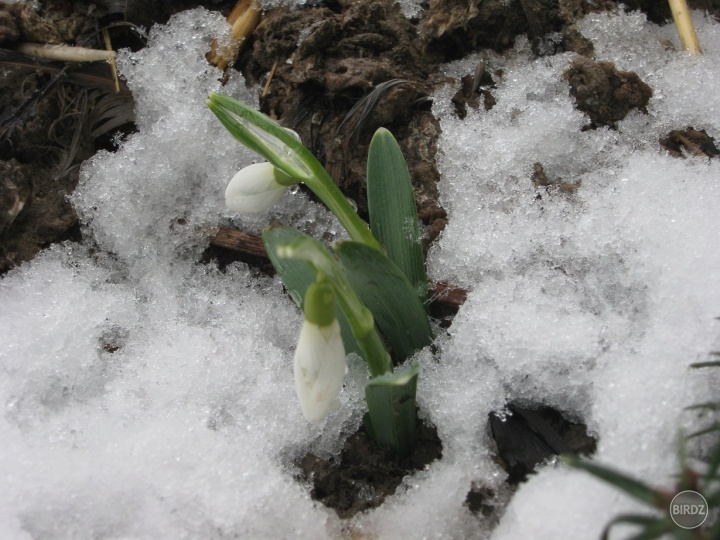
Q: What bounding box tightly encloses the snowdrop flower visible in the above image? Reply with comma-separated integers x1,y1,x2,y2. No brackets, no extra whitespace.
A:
225,162,293,213
294,281,347,422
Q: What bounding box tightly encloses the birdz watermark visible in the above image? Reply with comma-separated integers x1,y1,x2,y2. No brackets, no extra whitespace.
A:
669,490,708,529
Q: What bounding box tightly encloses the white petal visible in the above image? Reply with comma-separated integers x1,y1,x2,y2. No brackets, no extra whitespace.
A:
293,320,346,422
225,162,288,213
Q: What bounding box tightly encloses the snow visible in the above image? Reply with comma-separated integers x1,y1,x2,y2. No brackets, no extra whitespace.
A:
1,6,719,539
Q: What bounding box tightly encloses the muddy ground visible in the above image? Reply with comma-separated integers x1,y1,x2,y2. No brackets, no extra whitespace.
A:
1,0,719,520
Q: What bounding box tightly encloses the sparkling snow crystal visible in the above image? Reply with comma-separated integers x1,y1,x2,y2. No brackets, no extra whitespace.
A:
1,7,720,540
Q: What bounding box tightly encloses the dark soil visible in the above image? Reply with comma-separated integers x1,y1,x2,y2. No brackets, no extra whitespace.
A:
297,417,442,518
242,0,446,238
298,401,596,520
660,127,720,158
0,0,238,273
490,402,597,485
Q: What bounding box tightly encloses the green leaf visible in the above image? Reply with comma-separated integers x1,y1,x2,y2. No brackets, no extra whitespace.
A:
687,424,720,439
706,441,720,483
334,240,433,361
600,515,669,540
366,128,428,306
710,520,720,540
690,361,720,368
563,455,661,507
263,225,361,357
685,401,720,411
705,488,720,506
364,362,419,459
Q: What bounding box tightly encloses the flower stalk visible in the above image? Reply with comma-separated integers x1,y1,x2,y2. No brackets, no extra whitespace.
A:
209,95,434,458
277,235,392,378
207,93,384,252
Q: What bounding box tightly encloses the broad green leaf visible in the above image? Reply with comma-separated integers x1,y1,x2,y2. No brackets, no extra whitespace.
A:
366,128,428,306
263,226,361,357
364,363,419,459
563,455,661,507
273,232,374,338
334,240,433,361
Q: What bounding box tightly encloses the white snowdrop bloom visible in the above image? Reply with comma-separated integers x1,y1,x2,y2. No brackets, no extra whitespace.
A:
225,162,289,213
294,319,347,422
294,281,346,422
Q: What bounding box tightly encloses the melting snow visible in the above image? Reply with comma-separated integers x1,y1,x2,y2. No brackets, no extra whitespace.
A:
1,7,719,539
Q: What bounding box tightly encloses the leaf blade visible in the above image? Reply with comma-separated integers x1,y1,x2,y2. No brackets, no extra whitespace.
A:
364,362,419,459
563,455,661,507
334,240,433,361
366,128,428,306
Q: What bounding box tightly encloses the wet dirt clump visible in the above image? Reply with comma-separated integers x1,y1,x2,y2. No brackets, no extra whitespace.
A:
564,57,653,129
297,418,442,519
450,63,498,119
660,127,720,159
422,0,565,58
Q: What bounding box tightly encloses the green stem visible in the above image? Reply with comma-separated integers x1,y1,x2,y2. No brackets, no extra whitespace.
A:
346,316,392,378
304,165,384,254
208,93,384,252
277,235,392,376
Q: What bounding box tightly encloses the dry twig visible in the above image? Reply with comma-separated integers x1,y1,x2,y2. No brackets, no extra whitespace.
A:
207,0,262,71
668,0,702,54
15,42,116,63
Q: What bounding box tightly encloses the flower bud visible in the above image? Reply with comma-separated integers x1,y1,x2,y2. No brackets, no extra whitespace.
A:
225,162,290,213
294,282,347,422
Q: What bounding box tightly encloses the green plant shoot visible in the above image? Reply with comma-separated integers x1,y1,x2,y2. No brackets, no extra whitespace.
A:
208,93,433,458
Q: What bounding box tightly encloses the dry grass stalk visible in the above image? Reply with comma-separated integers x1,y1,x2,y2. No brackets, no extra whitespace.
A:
668,0,702,54
15,43,116,63
207,0,262,71
102,29,121,93
261,60,278,99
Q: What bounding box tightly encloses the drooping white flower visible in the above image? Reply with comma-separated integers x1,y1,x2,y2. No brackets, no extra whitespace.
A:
225,162,289,213
294,319,347,422
294,281,346,422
